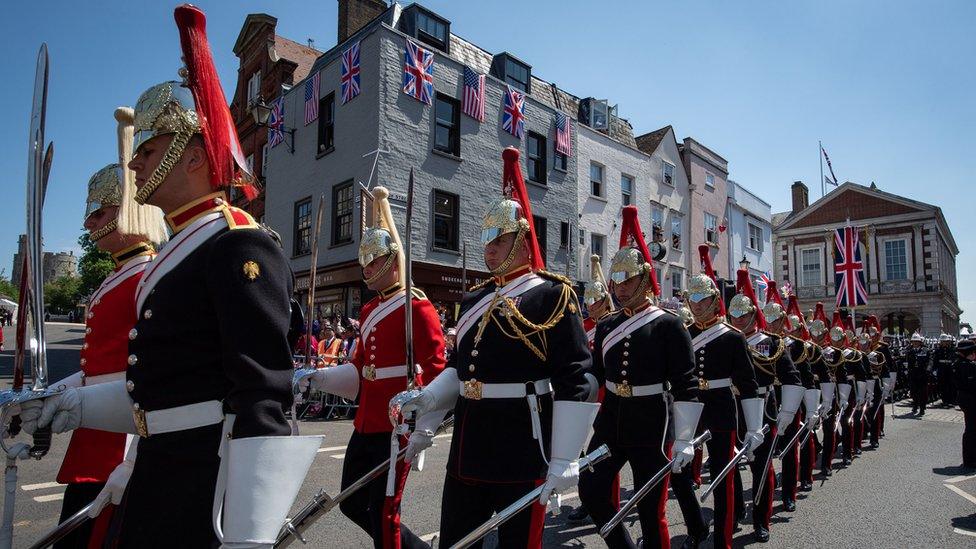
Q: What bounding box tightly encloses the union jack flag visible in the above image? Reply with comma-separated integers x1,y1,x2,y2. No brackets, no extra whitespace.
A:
402,39,433,105
340,41,361,104
462,66,485,122
268,95,284,148
834,225,868,308
502,85,525,139
756,271,771,299
304,71,320,125
555,112,572,155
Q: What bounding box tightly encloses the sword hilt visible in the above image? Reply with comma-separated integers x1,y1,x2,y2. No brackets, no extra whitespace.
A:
29,426,51,459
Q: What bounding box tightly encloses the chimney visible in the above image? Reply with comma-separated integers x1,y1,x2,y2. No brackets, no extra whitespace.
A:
338,0,387,44
791,181,809,215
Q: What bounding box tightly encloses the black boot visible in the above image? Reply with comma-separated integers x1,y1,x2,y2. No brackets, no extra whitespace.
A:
754,525,770,543
800,481,813,492
680,531,707,549
566,505,589,524
783,498,796,512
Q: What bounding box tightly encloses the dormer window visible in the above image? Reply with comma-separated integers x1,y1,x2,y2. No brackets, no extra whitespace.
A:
400,5,450,53
491,53,531,93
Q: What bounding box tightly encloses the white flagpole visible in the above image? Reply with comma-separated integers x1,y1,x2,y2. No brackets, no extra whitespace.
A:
820,140,826,198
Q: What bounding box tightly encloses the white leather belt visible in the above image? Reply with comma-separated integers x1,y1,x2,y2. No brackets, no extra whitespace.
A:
133,400,224,438
83,372,126,386
460,378,552,400
606,381,665,398
756,384,772,395
362,364,408,381
698,377,732,390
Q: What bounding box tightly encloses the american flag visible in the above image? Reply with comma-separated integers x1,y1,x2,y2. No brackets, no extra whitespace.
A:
402,39,434,105
502,85,525,139
461,66,484,122
304,72,320,126
268,95,284,148
340,41,361,104
834,225,868,308
555,112,572,155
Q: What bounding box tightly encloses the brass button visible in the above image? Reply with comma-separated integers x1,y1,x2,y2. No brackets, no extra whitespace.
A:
80,358,87,366
143,309,152,320
623,351,629,357
82,343,88,350
94,298,101,306
370,337,375,342
468,365,475,372
126,380,135,392
622,361,629,366
87,311,94,319
621,370,627,376
214,197,225,206
127,354,138,366
133,402,140,411
86,327,92,334
624,342,630,348
698,349,705,355
129,328,138,340
472,350,479,357
625,335,632,340
371,346,376,351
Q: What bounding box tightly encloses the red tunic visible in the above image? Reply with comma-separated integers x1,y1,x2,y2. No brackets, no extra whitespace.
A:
57,256,149,484
352,290,446,434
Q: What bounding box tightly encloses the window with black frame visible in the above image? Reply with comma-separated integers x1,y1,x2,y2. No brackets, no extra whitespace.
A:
433,190,459,251
533,215,547,264
527,132,547,184
294,198,312,256
434,93,460,157
332,181,353,245
317,92,335,154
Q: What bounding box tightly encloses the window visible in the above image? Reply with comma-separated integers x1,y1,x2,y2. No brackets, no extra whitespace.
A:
654,268,663,288
317,93,335,154
651,206,664,242
332,181,354,245
554,148,568,171
247,71,261,106
671,270,683,297
800,248,822,287
293,198,312,256
704,213,718,244
434,93,460,156
705,172,715,188
432,190,459,251
591,233,605,260
662,162,675,186
579,228,586,246
590,162,604,197
415,9,448,51
671,217,682,250
748,223,763,252
884,239,908,280
621,174,633,206
504,57,530,92
560,222,570,249
533,216,547,264
260,143,269,177
526,132,547,184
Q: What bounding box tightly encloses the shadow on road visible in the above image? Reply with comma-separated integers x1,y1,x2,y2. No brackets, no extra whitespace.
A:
933,465,976,476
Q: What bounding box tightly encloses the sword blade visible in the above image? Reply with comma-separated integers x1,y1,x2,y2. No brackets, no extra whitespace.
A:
304,195,327,367
404,169,415,389
753,429,781,506
700,424,770,502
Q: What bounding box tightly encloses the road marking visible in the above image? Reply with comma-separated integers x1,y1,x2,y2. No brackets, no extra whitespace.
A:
21,482,61,491
317,444,349,453
331,454,346,460
33,494,64,503
946,484,976,506
954,527,976,538
945,473,976,485
420,531,438,542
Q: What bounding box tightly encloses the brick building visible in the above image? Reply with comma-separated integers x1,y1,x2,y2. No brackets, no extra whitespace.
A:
230,13,321,221
772,181,961,336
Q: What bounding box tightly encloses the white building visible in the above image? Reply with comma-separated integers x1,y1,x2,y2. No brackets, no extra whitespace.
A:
726,180,773,299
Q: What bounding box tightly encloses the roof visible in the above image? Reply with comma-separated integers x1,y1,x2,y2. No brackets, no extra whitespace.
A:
771,211,792,228
635,125,672,155
272,35,321,82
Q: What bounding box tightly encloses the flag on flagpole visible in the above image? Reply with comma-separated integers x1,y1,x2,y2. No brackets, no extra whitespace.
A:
756,271,771,297
502,85,525,139
304,72,320,125
340,41,361,104
825,175,838,187
268,95,285,147
821,145,839,185
834,225,868,307
461,66,485,121
402,39,434,105
555,112,572,156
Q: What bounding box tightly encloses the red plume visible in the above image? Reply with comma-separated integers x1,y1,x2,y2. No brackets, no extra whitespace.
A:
697,244,725,315
175,4,257,201
501,147,543,270
813,302,827,325
736,269,767,331
765,280,792,331
787,295,810,340
619,205,660,296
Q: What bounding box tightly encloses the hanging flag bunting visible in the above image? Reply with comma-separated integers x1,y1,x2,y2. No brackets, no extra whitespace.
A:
502,85,525,139
268,95,285,148
834,225,868,308
340,41,361,104
462,66,485,122
402,39,434,105
304,71,320,125
555,112,572,155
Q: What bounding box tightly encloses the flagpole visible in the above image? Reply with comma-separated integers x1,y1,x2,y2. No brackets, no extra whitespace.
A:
819,140,825,198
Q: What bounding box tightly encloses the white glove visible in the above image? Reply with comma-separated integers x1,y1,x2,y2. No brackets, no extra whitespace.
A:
539,458,579,505
4,442,32,461
404,430,434,464
20,389,82,434
740,397,765,462
671,401,704,473
296,370,324,393
672,441,696,473
744,430,765,461
776,409,796,433
88,460,133,518
804,410,821,430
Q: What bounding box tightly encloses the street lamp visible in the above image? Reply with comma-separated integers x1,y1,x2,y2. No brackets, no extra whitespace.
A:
739,255,751,271
252,97,295,154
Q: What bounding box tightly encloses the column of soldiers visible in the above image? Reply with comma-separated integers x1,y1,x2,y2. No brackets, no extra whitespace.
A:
10,5,973,549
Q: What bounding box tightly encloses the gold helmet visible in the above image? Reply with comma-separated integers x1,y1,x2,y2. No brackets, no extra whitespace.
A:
85,165,124,224
609,205,659,310
481,148,543,275
677,305,695,328
131,81,201,204
359,187,404,287
762,279,791,332
729,269,766,330
689,244,725,316
584,254,610,307
809,302,829,341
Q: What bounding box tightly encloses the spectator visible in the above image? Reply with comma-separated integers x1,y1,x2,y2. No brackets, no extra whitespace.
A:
444,327,456,363
294,324,319,358
317,323,342,366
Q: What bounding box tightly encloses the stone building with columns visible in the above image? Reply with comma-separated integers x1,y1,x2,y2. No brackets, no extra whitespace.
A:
772,181,961,336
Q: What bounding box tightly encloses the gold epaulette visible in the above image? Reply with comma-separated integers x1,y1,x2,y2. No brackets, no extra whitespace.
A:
536,269,572,286
409,287,428,301
224,206,259,230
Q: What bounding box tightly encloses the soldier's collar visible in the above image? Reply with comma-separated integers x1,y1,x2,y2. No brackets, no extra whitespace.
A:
111,242,155,268
693,315,722,330
493,264,532,287
378,282,403,300
165,192,229,234
622,300,652,317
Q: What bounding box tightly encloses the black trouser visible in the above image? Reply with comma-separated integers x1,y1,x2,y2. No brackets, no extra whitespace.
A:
939,371,955,406
910,379,928,412
799,429,819,484
671,465,710,543
962,403,976,466
821,412,837,472
339,431,425,549
579,436,678,549
702,430,738,549
55,482,104,549
781,414,801,502
868,398,884,446
741,425,776,530
438,474,545,548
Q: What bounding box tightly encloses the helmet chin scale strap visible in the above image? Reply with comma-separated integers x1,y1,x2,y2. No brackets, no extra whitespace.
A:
490,226,528,276
620,270,651,312
134,130,194,205
364,252,397,287
89,219,118,242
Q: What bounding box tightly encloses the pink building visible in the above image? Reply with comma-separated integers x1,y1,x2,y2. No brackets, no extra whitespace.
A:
680,137,730,278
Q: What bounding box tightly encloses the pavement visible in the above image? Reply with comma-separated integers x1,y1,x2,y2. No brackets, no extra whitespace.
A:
1,323,975,547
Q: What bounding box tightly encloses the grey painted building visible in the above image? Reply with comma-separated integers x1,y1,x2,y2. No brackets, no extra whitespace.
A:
726,180,773,299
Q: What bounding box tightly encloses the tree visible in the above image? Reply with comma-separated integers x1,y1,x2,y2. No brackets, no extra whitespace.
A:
44,275,81,314
76,233,113,302
0,269,18,301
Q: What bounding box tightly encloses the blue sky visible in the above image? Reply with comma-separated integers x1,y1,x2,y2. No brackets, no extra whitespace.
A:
1,1,973,326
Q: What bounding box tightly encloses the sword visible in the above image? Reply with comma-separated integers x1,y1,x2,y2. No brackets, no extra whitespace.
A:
274,417,454,547
26,500,96,549
303,195,327,369
449,444,611,549
699,424,769,502
753,422,781,506
778,403,823,459
599,432,711,538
